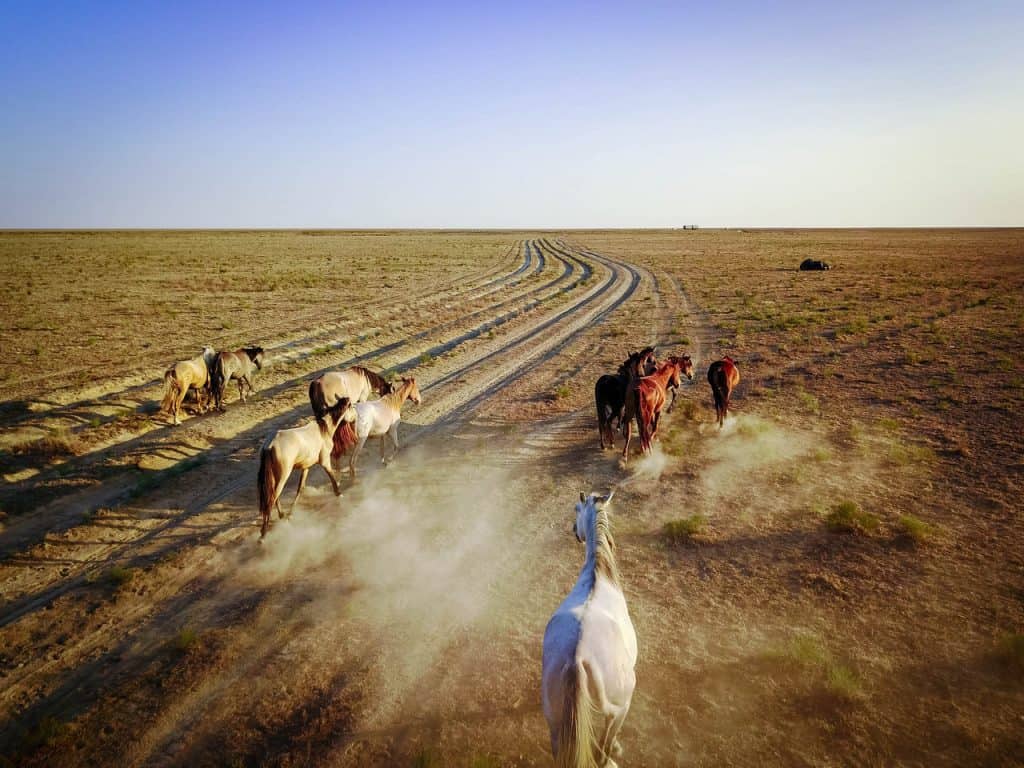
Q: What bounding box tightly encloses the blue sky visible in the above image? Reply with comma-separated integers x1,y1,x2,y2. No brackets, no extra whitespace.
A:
2,1,1021,227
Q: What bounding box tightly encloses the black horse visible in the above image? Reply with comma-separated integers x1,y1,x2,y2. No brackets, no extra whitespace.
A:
594,347,657,450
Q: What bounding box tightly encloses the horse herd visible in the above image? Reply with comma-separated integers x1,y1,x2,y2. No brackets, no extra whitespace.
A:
161,342,741,766
159,345,265,425
594,345,740,458
542,348,741,767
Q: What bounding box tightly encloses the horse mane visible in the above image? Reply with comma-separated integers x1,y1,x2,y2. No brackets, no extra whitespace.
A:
580,499,620,595
352,366,391,394
244,346,264,360
381,377,415,408
318,396,351,438
592,507,620,589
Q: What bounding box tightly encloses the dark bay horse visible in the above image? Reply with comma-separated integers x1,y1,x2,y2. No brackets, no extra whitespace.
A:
594,347,657,450
635,356,690,454
211,346,265,410
708,356,740,428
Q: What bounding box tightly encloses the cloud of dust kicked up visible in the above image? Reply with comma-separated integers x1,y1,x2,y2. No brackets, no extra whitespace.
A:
228,443,527,725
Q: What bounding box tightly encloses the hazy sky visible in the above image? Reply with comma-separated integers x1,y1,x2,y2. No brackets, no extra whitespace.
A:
2,1,1022,227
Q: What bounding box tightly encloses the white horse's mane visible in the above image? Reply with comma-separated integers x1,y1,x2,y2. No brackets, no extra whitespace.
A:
582,496,620,593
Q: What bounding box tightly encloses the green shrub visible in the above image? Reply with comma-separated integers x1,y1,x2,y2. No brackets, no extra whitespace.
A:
825,501,878,534
898,514,935,544
663,515,706,542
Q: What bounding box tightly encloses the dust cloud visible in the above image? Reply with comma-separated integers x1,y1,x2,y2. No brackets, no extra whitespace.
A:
228,443,528,725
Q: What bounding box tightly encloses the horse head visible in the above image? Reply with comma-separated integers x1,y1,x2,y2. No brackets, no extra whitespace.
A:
330,395,357,423
676,354,694,381
247,347,265,369
573,491,613,543
401,377,422,405
640,346,658,376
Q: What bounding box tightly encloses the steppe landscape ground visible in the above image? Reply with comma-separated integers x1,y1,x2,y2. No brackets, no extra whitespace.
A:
1,229,1022,767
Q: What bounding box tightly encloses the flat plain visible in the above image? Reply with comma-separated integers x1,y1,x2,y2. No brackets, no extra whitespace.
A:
1,229,1022,767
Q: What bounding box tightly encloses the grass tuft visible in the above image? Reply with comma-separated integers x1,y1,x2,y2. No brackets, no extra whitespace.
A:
663,515,707,542
825,501,878,534
995,633,1024,674
898,514,935,544
173,628,200,653
106,565,135,589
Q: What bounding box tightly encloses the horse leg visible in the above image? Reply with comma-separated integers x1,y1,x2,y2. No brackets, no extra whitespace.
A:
318,461,343,496
237,376,246,403
273,467,292,522
349,436,367,479
621,418,631,461
173,384,188,425
382,425,399,465
291,468,309,518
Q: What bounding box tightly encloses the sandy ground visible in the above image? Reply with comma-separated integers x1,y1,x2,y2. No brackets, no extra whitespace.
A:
1,230,1022,767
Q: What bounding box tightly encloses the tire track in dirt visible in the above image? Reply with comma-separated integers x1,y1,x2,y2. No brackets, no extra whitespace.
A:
0,243,621,632
0,242,649,760
0,241,533,434
0,240,572,520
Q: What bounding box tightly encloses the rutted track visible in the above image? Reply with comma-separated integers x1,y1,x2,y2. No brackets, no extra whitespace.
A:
0,240,649,757
0,242,640,642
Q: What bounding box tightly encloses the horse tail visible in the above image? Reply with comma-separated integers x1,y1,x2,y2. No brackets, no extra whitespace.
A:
331,421,357,463
555,662,600,768
257,445,277,537
160,367,178,413
210,355,225,406
309,378,329,421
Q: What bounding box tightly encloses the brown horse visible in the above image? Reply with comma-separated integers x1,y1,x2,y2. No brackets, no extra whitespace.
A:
211,346,265,410
635,357,690,454
160,346,217,425
256,395,356,539
596,347,658,451
707,356,740,428
616,347,659,458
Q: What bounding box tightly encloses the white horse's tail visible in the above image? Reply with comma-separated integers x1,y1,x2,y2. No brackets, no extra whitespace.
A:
160,367,178,413
556,662,600,768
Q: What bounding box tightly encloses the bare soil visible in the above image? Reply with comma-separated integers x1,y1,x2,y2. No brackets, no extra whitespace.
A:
1,230,1022,767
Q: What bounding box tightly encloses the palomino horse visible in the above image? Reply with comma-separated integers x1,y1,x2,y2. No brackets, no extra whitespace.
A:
211,346,265,410
332,377,421,478
543,492,637,768
160,346,217,425
595,347,658,451
708,356,740,428
256,396,356,539
635,356,692,455
308,366,393,420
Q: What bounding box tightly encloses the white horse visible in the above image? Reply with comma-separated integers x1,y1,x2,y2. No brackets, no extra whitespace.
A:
334,376,421,478
308,366,393,420
542,492,637,768
257,396,357,539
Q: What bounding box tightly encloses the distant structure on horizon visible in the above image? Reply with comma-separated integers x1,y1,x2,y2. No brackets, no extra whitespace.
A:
679,224,699,230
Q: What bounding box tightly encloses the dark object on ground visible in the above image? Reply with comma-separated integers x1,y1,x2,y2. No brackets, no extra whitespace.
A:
800,259,831,271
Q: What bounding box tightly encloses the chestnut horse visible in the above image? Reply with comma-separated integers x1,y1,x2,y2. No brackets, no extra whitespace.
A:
635,356,693,455
595,347,658,450
707,357,740,428
160,346,217,425
256,395,357,539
